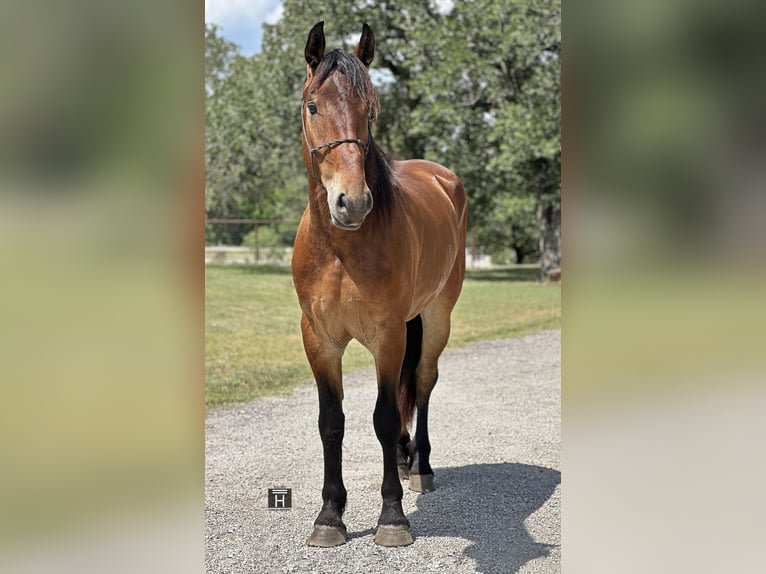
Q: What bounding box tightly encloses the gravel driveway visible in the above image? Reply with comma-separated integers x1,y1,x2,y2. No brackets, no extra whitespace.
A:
206,330,560,574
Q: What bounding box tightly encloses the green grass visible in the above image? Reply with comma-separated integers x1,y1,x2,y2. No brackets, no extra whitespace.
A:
205,264,560,408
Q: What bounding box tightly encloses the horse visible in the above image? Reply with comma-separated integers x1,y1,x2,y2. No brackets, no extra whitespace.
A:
291,21,467,548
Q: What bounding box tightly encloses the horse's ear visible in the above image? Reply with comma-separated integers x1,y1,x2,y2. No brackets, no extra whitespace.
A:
305,21,325,72
354,23,375,67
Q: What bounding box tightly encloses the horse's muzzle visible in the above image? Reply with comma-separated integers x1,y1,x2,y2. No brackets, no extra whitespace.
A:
329,189,373,230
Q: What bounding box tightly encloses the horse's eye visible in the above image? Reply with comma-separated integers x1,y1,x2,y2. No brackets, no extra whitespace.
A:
307,102,318,115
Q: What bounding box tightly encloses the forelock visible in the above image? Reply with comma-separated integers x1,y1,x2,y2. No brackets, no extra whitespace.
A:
313,49,380,119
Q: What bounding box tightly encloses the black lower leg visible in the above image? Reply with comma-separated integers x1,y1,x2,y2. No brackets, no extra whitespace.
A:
411,400,433,477
374,387,409,527
315,385,346,529
397,431,412,469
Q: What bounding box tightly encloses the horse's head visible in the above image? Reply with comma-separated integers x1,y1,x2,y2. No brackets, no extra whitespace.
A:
302,22,378,231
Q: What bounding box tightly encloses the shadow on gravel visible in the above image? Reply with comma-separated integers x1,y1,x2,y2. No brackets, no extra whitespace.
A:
407,462,560,574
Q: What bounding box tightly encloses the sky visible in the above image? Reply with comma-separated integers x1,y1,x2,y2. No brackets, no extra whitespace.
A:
205,0,284,56
205,1,456,56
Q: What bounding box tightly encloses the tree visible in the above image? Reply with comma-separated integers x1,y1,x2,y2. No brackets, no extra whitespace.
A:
205,24,306,244
205,24,239,95
406,0,561,276
476,194,539,264
205,0,561,271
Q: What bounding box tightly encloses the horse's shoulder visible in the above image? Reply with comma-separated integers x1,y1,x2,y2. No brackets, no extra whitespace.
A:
395,159,466,217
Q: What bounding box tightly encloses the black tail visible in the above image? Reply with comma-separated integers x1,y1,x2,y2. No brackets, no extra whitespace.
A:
398,315,423,431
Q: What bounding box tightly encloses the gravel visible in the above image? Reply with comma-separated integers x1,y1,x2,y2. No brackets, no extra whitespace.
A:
206,330,560,574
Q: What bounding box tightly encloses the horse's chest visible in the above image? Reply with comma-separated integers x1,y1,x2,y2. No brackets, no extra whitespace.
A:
303,277,382,345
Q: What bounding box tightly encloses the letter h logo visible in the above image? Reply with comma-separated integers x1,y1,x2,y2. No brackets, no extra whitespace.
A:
268,487,292,510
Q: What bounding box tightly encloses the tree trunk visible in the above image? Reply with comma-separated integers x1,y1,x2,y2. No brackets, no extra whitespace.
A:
513,244,526,265
536,188,561,281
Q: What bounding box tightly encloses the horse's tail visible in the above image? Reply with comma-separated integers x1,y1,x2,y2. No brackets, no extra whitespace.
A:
398,315,423,431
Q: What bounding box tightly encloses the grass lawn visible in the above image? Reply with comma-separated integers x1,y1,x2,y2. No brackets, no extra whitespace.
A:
205,264,560,408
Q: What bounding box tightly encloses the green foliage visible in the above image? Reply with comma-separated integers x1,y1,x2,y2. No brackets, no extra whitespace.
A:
477,194,539,264
205,24,240,95
205,24,306,245
242,223,298,252
204,1,560,258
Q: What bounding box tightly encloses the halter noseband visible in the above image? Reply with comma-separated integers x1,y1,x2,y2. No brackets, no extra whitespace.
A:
301,104,372,189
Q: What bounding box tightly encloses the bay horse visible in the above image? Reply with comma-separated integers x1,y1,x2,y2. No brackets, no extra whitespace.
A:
291,21,467,547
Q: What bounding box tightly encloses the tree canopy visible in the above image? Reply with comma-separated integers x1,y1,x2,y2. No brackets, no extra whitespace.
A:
205,0,560,270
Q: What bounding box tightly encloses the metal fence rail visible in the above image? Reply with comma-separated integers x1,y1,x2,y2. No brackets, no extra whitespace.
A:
206,219,488,268
206,218,299,263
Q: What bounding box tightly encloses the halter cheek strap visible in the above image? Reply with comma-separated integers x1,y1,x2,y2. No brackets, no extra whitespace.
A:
301,104,372,190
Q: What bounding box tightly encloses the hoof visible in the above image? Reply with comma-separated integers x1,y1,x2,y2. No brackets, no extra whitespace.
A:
409,473,435,492
398,464,410,480
374,524,413,547
307,525,347,547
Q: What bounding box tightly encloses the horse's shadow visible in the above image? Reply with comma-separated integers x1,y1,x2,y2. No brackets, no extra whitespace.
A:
407,462,560,574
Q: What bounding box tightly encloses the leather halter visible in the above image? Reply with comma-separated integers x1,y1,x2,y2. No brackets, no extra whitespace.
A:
301,103,372,189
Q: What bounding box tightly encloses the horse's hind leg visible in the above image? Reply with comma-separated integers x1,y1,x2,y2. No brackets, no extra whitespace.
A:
397,316,423,480
397,432,413,479
409,290,460,493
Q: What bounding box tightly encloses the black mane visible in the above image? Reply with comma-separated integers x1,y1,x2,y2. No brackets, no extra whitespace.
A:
364,141,396,219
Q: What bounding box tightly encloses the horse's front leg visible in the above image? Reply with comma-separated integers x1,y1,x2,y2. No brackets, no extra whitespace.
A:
302,314,348,547
372,324,413,546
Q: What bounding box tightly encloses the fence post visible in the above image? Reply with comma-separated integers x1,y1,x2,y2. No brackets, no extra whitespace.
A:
254,222,259,263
